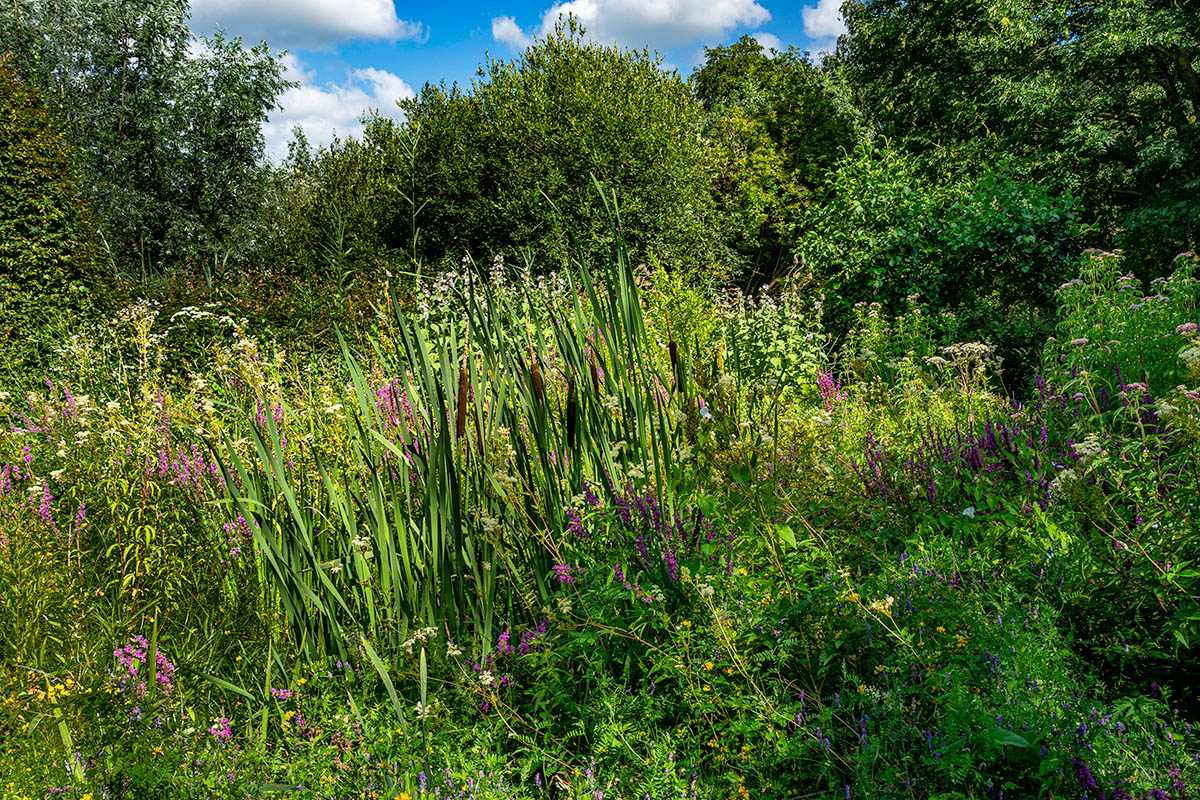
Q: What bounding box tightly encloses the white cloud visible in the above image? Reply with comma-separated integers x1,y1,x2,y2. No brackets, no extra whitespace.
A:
751,31,782,55
261,54,415,161
492,16,533,50
190,0,426,49
493,0,770,51
801,0,846,40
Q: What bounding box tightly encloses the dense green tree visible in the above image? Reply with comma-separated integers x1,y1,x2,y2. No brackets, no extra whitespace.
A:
837,0,1199,269
298,20,734,279
0,61,101,361
0,0,291,272
798,142,1081,342
692,35,857,281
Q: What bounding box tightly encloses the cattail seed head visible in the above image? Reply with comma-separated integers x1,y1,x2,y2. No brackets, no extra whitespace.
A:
455,364,469,440
566,377,578,449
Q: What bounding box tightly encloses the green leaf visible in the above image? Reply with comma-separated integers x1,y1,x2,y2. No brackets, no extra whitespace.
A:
990,727,1030,748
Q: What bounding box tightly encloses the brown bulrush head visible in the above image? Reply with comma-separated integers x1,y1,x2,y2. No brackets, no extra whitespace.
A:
565,376,578,449
455,339,469,441
590,358,601,397
530,349,544,405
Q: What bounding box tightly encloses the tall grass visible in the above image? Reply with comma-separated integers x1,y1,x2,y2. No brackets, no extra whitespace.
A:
217,190,695,692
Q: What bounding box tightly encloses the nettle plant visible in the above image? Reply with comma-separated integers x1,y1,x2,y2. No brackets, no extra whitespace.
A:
715,282,825,401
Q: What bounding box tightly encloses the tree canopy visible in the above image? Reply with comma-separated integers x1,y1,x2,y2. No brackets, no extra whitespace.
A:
837,0,1199,269
0,0,291,272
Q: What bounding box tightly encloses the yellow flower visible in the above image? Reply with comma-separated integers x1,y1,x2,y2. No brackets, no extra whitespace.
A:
936,626,946,633
680,620,692,628
297,677,307,685
703,661,714,671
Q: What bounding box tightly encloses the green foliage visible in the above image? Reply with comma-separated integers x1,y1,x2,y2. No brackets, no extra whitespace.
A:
837,0,1200,270
800,142,1081,343
0,63,101,369
0,1,291,272
1043,250,1200,394
298,19,733,279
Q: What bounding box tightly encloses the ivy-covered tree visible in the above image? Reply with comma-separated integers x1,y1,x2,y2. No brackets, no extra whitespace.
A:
0,0,291,272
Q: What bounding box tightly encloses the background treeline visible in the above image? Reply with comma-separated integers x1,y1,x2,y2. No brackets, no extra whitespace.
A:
1,1,1197,368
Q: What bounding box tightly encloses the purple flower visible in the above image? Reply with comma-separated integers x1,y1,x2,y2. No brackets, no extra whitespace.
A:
208,716,232,744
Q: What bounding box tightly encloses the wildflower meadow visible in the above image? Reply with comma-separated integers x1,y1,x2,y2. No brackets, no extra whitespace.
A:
2,3,1200,799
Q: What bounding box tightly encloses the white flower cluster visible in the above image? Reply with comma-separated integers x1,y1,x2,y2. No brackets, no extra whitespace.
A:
714,374,737,397
1049,468,1078,495
1153,398,1177,420
1180,345,1200,372
867,596,895,616
401,626,439,655
1071,433,1103,467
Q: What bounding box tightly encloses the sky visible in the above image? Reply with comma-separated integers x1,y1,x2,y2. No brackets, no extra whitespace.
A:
186,0,848,161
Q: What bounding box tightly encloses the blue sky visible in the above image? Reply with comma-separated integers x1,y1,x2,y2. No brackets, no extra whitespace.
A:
187,0,846,160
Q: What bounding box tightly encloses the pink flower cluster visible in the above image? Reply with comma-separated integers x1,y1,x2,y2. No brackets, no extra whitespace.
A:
112,635,175,698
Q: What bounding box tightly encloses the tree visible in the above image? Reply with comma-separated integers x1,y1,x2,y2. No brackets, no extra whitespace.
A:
692,35,857,281
0,61,101,361
836,0,1199,270
0,0,291,272
798,142,1081,334
300,19,735,279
